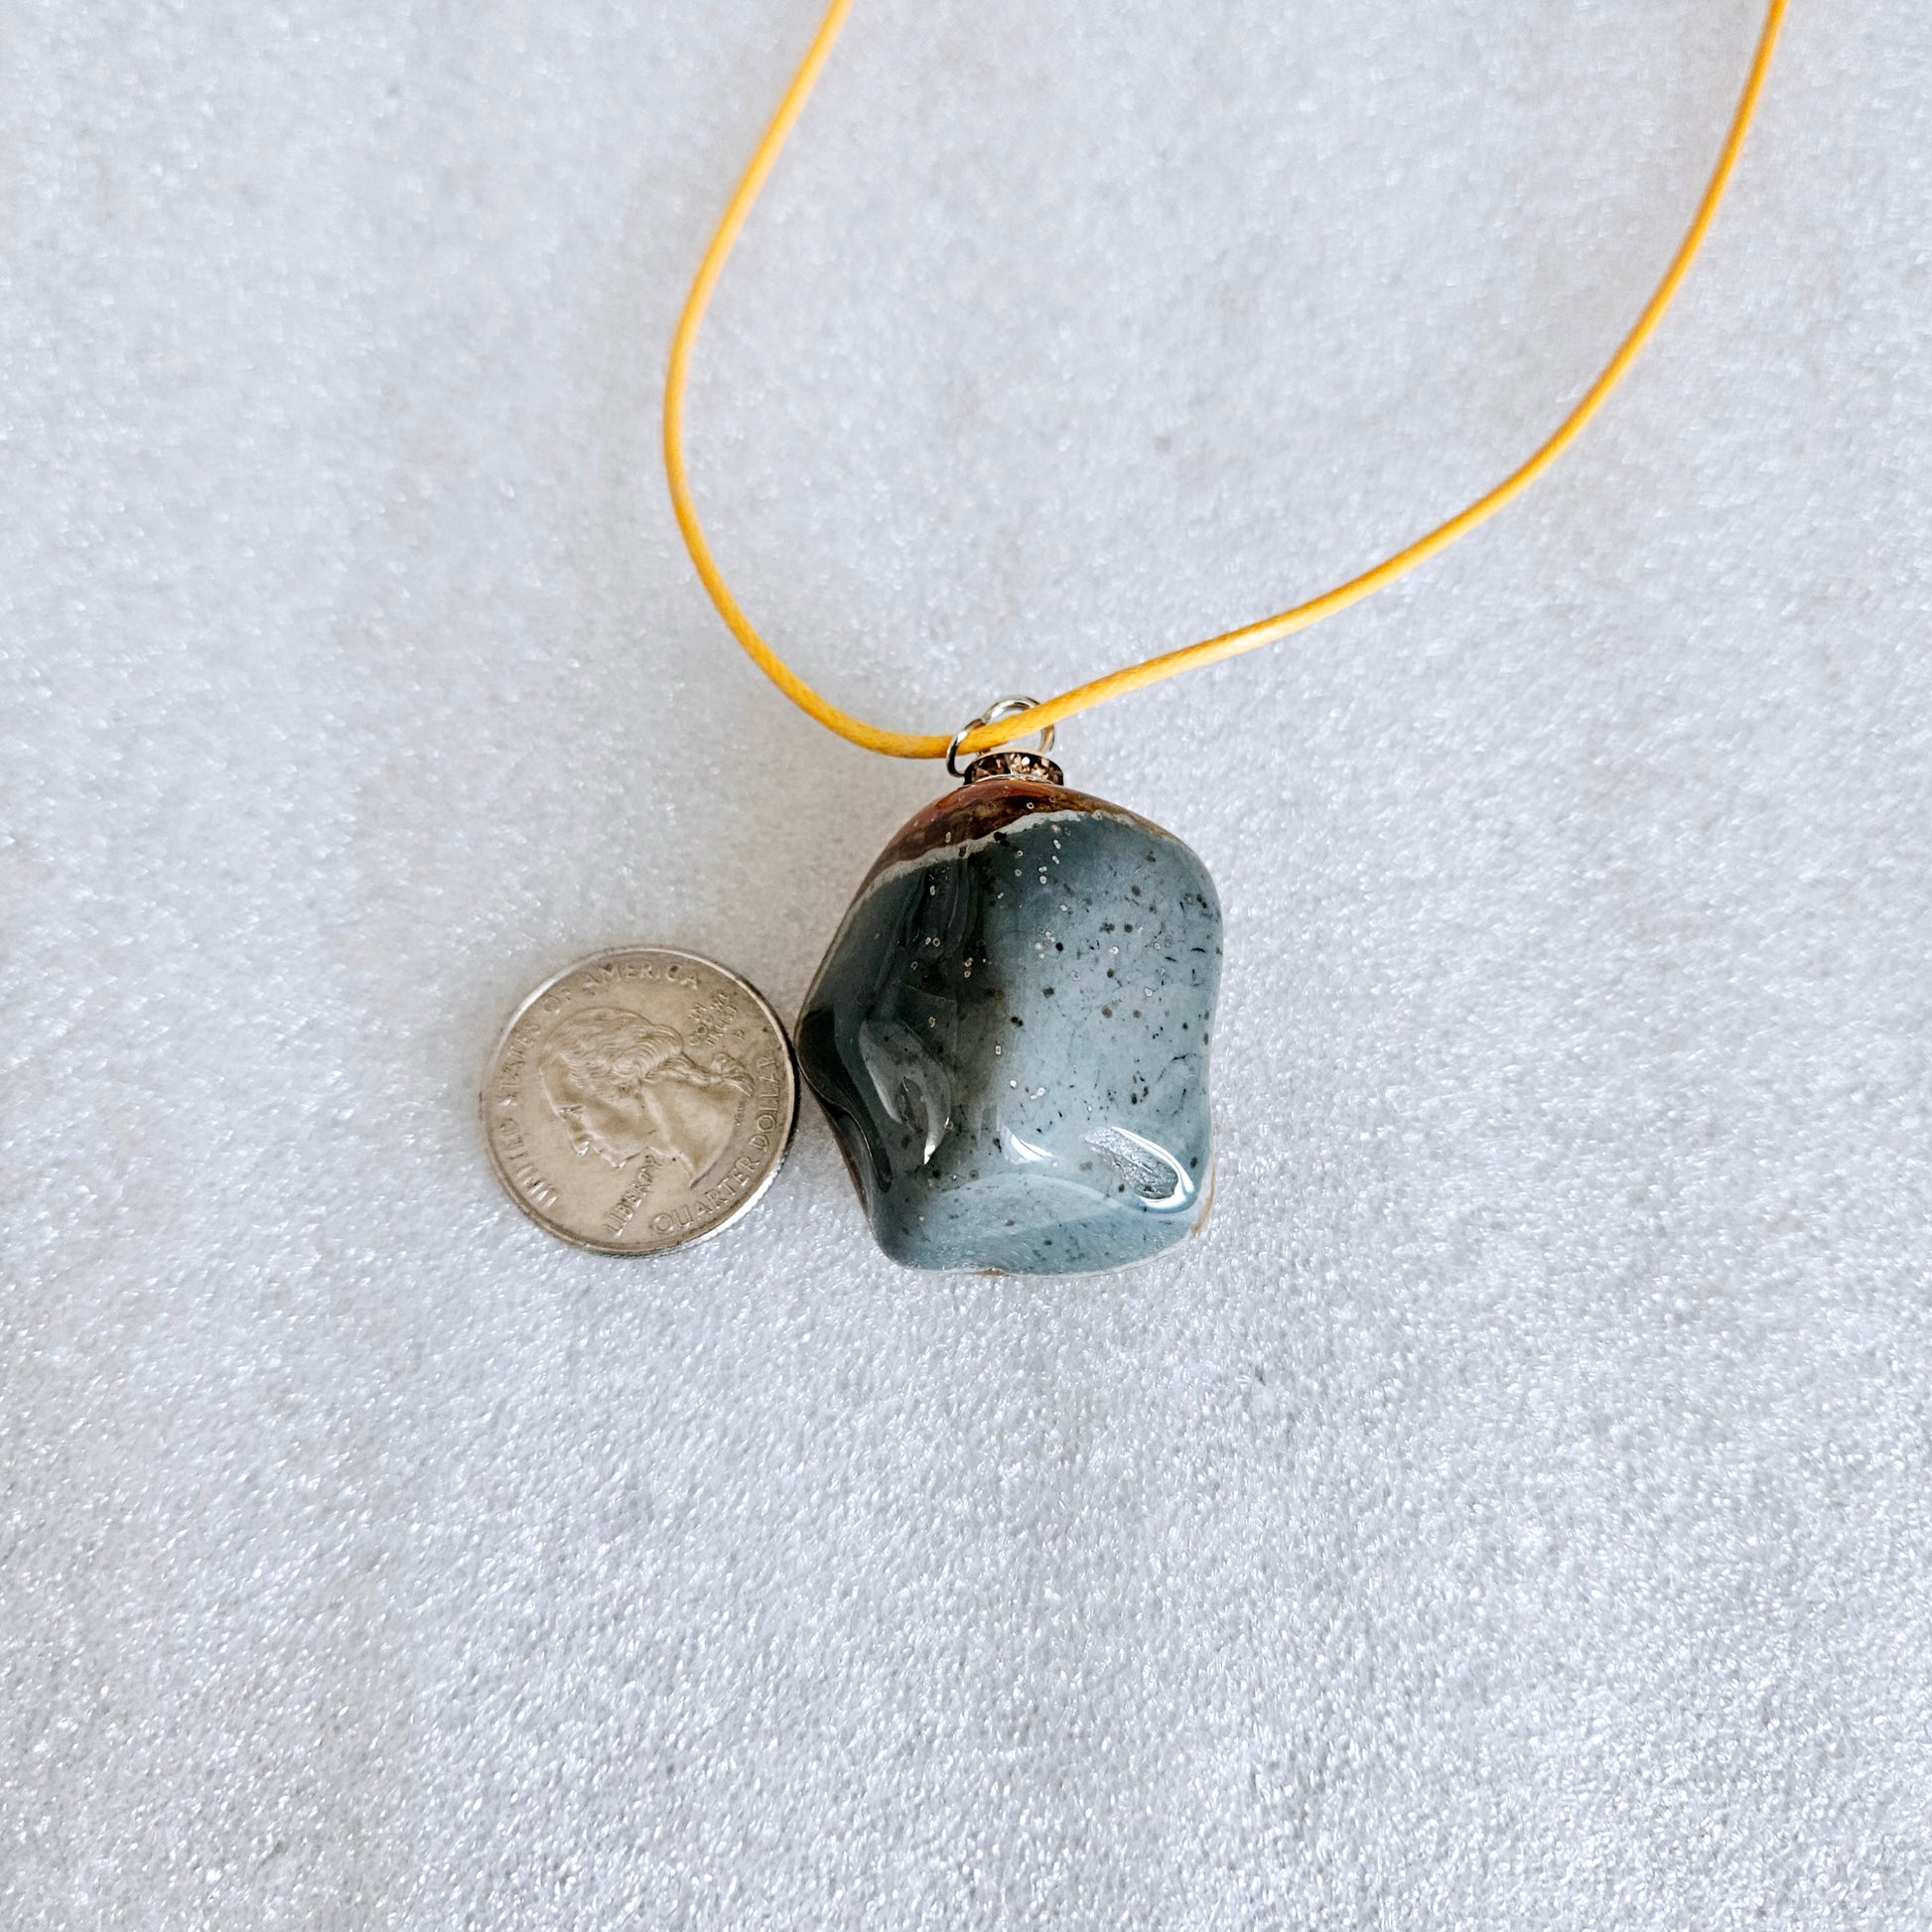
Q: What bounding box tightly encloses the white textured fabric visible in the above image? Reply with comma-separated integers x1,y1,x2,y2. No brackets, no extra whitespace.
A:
3,0,1929,1924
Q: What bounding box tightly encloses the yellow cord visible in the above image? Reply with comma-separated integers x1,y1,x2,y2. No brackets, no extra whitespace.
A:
665,0,1788,761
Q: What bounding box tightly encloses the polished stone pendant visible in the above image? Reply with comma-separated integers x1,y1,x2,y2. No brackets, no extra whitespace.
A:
797,706,1221,1274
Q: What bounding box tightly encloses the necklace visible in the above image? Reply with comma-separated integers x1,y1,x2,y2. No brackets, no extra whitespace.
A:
661,0,1788,1274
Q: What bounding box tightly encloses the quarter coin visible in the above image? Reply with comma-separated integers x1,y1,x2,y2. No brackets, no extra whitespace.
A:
482,947,796,1254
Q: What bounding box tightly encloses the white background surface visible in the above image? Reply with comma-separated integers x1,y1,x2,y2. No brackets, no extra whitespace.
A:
4,0,1930,1924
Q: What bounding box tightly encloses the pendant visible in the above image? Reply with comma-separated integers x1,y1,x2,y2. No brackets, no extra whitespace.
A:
797,700,1222,1274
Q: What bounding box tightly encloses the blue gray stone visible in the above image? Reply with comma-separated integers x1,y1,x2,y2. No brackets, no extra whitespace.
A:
797,771,1221,1274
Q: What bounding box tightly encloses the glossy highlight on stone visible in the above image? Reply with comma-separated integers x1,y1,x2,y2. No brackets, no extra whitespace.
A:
797,773,1221,1274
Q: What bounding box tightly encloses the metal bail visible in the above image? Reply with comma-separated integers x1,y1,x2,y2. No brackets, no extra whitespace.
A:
946,696,1062,785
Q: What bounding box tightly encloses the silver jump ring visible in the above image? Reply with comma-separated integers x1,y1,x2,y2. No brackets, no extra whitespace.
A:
945,696,1056,778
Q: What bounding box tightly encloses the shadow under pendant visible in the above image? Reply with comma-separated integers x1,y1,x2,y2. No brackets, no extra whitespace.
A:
797,747,1222,1274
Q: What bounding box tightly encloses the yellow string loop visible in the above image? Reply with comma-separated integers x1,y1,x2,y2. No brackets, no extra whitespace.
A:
665,0,1788,761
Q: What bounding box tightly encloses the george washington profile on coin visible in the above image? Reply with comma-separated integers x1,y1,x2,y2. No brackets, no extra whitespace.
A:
483,946,796,1255
538,1006,752,1187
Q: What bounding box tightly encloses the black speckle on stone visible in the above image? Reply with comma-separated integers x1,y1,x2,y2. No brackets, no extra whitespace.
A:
1101,1006,1113,1018
1133,1010,1141,1019
1009,1015,1024,1027
1124,923,1134,933
1100,922,1115,933
1054,941,1063,952
1131,884,1142,897
1043,987,1054,997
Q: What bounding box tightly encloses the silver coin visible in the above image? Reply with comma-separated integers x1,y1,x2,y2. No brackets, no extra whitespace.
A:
482,946,796,1255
